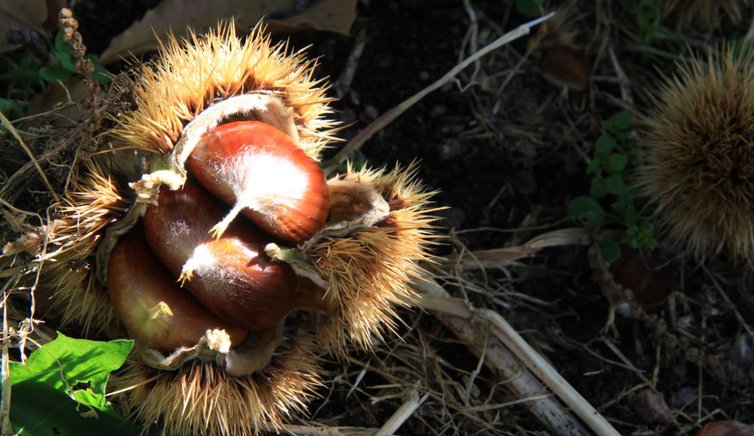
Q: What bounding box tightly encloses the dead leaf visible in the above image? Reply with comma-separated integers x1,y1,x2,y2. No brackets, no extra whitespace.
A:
100,0,358,65
28,76,88,126
0,0,47,53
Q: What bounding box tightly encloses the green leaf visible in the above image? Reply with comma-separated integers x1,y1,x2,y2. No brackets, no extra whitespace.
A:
624,222,657,252
57,50,76,72
10,380,140,435
39,65,72,82
0,51,44,90
599,241,622,264
54,31,71,55
53,31,76,72
515,0,543,16
587,158,602,176
595,133,617,157
604,174,626,195
612,110,633,130
569,196,605,228
608,153,628,173
87,54,113,84
590,176,608,199
10,333,133,411
0,98,30,119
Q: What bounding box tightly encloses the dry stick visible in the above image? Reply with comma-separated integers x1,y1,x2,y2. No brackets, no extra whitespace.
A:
324,13,555,176
1,278,14,436
374,389,429,436
414,278,621,436
0,112,60,203
283,425,378,435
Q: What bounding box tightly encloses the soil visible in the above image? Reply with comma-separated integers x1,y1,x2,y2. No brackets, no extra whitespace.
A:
3,0,754,434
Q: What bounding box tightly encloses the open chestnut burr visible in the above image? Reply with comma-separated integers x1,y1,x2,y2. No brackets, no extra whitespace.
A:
43,22,437,434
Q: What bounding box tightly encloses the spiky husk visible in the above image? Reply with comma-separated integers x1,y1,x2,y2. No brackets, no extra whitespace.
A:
308,164,438,349
636,45,754,261
43,165,129,332
110,22,337,160
114,331,322,435
36,20,438,433
661,0,751,30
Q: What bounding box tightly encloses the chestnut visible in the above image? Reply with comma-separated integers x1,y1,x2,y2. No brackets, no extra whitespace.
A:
609,246,673,308
107,226,248,353
143,181,323,331
187,120,330,244
696,420,754,436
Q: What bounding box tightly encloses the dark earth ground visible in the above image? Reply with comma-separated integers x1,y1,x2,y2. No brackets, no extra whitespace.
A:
3,0,753,434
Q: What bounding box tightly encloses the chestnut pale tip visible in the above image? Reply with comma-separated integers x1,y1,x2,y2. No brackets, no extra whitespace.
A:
107,226,248,353
188,121,331,245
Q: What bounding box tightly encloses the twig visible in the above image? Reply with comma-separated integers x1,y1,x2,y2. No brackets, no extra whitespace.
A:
414,277,621,436
703,265,754,342
282,425,378,435
374,389,429,436
1,277,14,436
324,13,555,175
0,112,60,203
608,46,633,105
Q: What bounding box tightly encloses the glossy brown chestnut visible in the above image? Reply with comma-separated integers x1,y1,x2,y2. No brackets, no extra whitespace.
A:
609,246,673,308
187,120,330,244
143,181,307,331
108,226,248,353
696,421,754,436
541,44,590,91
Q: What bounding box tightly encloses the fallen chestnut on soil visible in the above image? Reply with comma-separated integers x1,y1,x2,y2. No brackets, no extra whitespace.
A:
188,120,331,244
609,245,673,308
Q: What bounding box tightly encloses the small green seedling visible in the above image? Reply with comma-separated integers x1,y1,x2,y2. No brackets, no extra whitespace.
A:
569,110,656,264
39,31,111,85
620,0,663,46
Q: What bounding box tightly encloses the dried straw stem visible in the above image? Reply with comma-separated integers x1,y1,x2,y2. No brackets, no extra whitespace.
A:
414,277,620,436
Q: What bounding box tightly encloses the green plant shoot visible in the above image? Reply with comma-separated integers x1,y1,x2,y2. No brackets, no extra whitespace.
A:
568,110,656,264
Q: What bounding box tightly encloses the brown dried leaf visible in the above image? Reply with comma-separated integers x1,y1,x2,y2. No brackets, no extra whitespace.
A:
100,0,357,65
0,0,47,53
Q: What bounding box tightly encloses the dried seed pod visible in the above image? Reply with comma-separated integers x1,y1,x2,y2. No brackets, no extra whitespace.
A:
143,181,302,331
188,120,330,244
108,226,248,353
